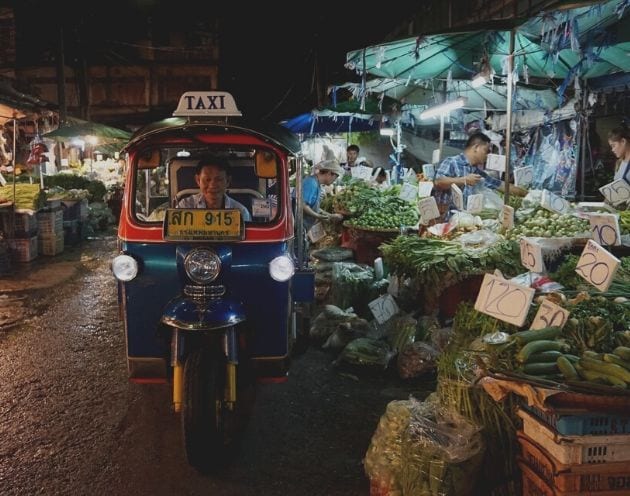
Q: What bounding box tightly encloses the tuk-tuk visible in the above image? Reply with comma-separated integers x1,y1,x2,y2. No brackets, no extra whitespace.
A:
111,91,313,472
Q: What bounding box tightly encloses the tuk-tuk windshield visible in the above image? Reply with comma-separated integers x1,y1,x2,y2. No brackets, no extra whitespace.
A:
133,146,279,224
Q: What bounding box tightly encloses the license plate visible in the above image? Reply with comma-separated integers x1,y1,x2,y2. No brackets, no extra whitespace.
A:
163,208,244,241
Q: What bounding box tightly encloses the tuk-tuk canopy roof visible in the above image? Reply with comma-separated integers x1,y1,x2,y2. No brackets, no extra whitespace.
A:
124,117,301,155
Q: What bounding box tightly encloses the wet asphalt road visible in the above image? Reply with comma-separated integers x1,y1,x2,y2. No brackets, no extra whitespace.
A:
0,236,426,496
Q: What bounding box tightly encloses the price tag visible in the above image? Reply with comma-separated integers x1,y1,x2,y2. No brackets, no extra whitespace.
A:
404,168,416,181
474,273,535,327
514,166,533,187
418,181,434,198
399,183,418,202
575,239,621,292
307,222,326,243
589,213,621,247
368,293,400,324
501,205,514,230
541,189,570,214
351,165,373,181
599,178,630,206
486,153,506,173
387,274,399,297
418,197,440,223
451,184,463,210
530,299,569,330
467,193,483,213
431,149,441,164
423,163,435,179
520,238,544,273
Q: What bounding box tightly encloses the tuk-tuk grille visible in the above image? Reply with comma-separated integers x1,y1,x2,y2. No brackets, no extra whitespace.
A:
184,284,226,300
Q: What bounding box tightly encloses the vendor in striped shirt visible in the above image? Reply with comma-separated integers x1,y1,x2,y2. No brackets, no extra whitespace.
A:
433,132,526,215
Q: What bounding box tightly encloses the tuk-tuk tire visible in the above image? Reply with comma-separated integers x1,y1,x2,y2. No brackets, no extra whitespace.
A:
182,348,227,473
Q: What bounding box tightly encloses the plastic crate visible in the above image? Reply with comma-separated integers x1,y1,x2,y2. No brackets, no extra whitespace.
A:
37,208,63,235
8,236,38,262
518,431,630,493
520,402,630,436
519,459,626,496
14,209,38,236
38,233,64,256
518,408,630,464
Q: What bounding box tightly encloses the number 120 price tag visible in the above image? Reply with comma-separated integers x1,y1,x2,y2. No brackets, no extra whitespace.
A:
368,294,399,324
474,273,535,327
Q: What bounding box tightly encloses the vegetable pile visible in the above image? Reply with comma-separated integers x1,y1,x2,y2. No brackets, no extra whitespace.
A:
503,208,589,240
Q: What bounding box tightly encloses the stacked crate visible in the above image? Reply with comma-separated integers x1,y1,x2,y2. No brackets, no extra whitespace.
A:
517,404,630,495
8,209,38,262
61,199,83,245
37,207,64,256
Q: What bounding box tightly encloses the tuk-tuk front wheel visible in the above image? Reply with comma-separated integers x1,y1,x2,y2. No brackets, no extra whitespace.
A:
181,348,228,473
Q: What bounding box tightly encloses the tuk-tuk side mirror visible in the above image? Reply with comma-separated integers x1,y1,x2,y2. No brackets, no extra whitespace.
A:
254,151,277,179
137,148,162,169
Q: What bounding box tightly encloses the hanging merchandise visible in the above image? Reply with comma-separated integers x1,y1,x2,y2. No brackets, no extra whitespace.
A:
522,119,578,197
26,134,49,169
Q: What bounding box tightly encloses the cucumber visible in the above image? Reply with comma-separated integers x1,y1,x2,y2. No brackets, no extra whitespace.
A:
511,326,563,345
583,350,604,360
526,350,563,363
521,362,559,375
579,357,630,383
613,346,630,361
575,363,627,388
516,340,567,364
563,354,580,363
557,356,579,381
603,353,630,371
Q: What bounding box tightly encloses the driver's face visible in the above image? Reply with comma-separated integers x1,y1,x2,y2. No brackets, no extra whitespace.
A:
196,165,229,203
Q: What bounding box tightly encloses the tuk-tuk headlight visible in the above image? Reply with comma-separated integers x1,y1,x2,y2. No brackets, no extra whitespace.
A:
184,248,221,284
269,255,295,282
112,254,138,282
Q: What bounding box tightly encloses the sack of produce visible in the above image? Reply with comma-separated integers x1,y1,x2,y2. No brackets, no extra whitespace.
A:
397,342,439,379
331,262,388,319
311,246,354,262
335,337,395,369
385,313,418,352
309,305,371,344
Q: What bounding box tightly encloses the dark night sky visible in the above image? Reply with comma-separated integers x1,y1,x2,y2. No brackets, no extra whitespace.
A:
7,0,416,122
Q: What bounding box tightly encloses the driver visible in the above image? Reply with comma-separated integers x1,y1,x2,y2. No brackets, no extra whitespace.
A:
177,157,252,221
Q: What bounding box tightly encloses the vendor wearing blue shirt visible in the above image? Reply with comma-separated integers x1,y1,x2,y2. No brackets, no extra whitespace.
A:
300,158,344,231
433,132,526,213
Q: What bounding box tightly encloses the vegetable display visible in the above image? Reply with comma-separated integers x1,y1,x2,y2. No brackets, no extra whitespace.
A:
502,208,589,240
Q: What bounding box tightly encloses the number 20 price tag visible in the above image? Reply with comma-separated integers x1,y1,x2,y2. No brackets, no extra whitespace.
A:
575,240,621,292
530,299,569,330
474,273,535,327
520,238,544,273
368,294,400,324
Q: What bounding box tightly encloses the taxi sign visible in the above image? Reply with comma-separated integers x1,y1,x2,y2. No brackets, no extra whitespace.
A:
173,91,242,117
163,208,244,241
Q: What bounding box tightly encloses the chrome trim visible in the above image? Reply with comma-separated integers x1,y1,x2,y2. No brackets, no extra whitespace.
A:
162,315,246,331
184,284,226,299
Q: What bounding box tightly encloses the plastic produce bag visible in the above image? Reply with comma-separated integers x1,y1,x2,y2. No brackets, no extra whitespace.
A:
397,342,439,379
335,337,395,369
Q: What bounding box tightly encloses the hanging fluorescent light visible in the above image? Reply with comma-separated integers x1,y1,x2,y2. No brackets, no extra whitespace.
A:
379,127,395,136
420,98,467,120
471,74,487,88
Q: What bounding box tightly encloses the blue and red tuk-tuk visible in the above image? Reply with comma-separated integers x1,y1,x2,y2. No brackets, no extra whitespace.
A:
111,91,313,472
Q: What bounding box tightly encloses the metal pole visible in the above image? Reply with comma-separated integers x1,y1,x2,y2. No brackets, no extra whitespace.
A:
439,113,445,162
579,84,589,201
295,155,306,268
503,29,515,205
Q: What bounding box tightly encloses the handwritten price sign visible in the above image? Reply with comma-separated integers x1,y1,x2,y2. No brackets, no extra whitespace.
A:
451,184,463,210
474,273,535,327
520,238,544,273
514,166,533,187
486,153,506,173
368,293,400,324
541,189,570,215
418,197,440,223
530,299,569,330
502,205,514,230
399,183,419,202
589,213,621,247
307,222,326,243
575,239,621,292
599,178,630,206
423,164,435,178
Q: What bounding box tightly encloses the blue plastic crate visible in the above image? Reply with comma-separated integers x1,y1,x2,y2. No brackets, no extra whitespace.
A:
521,402,630,436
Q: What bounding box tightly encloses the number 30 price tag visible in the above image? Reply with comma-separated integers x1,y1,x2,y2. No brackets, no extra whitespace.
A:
520,238,544,273
530,299,569,330
474,273,535,327
575,240,621,292
368,294,400,324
